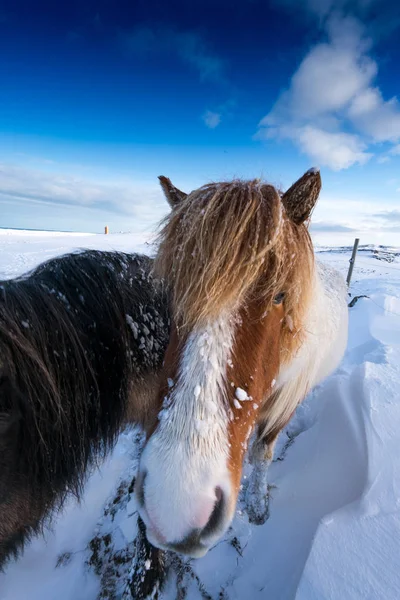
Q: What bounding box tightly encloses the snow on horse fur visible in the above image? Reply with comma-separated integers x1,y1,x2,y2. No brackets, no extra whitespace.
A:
136,169,349,558
0,250,170,568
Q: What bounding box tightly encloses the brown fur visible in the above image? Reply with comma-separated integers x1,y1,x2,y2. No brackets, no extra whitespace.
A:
225,301,284,495
281,169,321,225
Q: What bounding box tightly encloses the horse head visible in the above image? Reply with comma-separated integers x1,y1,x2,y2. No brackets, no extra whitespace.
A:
136,170,321,556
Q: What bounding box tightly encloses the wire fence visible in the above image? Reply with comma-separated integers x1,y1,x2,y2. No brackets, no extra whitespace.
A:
367,297,400,318
342,239,400,317
354,258,400,273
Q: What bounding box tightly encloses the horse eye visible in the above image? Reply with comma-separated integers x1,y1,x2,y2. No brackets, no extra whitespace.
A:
273,292,285,305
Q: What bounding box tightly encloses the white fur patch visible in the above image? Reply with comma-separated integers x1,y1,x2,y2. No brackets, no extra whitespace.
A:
263,261,348,439
138,314,235,545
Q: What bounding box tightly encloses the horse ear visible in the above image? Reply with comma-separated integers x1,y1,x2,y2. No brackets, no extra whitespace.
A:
158,176,188,208
281,168,321,225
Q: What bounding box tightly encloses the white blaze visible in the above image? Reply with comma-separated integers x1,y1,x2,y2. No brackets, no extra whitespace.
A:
138,313,235,544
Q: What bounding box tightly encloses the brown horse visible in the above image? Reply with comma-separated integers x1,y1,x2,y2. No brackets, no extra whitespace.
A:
0,250,169,568
136,169,349,557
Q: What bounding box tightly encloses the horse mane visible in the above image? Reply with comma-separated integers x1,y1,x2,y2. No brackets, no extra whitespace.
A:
154,179,314,332
0,251,168,513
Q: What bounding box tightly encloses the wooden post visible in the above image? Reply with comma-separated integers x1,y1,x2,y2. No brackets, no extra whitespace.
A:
346,238,359,287
104,226,109,235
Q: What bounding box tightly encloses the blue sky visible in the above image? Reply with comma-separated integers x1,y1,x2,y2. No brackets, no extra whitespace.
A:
1,0,400,243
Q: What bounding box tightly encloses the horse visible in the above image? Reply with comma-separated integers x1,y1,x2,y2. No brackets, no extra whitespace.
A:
0,250,170,568
135,169,349,558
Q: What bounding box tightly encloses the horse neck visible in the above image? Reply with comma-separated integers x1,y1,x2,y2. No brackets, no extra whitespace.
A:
311,260,349,382
277,259,348,398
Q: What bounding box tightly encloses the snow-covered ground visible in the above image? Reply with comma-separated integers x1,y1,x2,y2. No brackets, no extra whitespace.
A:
0,229,155,280
1,230,400,600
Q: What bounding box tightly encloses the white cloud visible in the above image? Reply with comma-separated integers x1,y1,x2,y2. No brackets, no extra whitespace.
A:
263,19,375,125
271,0,376,19
120,26,225,83
313,191,397,222
178,32,225,83
390,144,400,155
256,14,400,169
202,110,221,129
308,192,400,243
201,98,236,130
373,210,400,222
348,88,400,142
0,163,169,230
296,126,371,170
310,221,357,232
256,124,370,170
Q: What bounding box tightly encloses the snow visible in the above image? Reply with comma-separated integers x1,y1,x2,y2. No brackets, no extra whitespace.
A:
0,432,136,600
235,387,249,401
125,314,139,339
0,229,154,281
1,231,400,599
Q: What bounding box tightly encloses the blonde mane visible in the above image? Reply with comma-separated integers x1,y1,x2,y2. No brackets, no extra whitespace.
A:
154,179,314,333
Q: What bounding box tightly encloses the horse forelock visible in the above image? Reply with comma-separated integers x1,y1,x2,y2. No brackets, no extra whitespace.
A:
154,179,314,334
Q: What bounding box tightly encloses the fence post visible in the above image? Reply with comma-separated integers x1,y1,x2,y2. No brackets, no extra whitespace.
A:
104,226,109,235
346,238,359,287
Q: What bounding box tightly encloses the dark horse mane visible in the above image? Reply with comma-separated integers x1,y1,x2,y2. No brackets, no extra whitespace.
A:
0,250,169,566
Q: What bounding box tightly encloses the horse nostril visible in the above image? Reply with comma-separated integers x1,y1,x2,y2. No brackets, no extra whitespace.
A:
202,486,225,538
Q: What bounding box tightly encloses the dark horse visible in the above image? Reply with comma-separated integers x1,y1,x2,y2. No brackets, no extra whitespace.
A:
0,250,169,568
